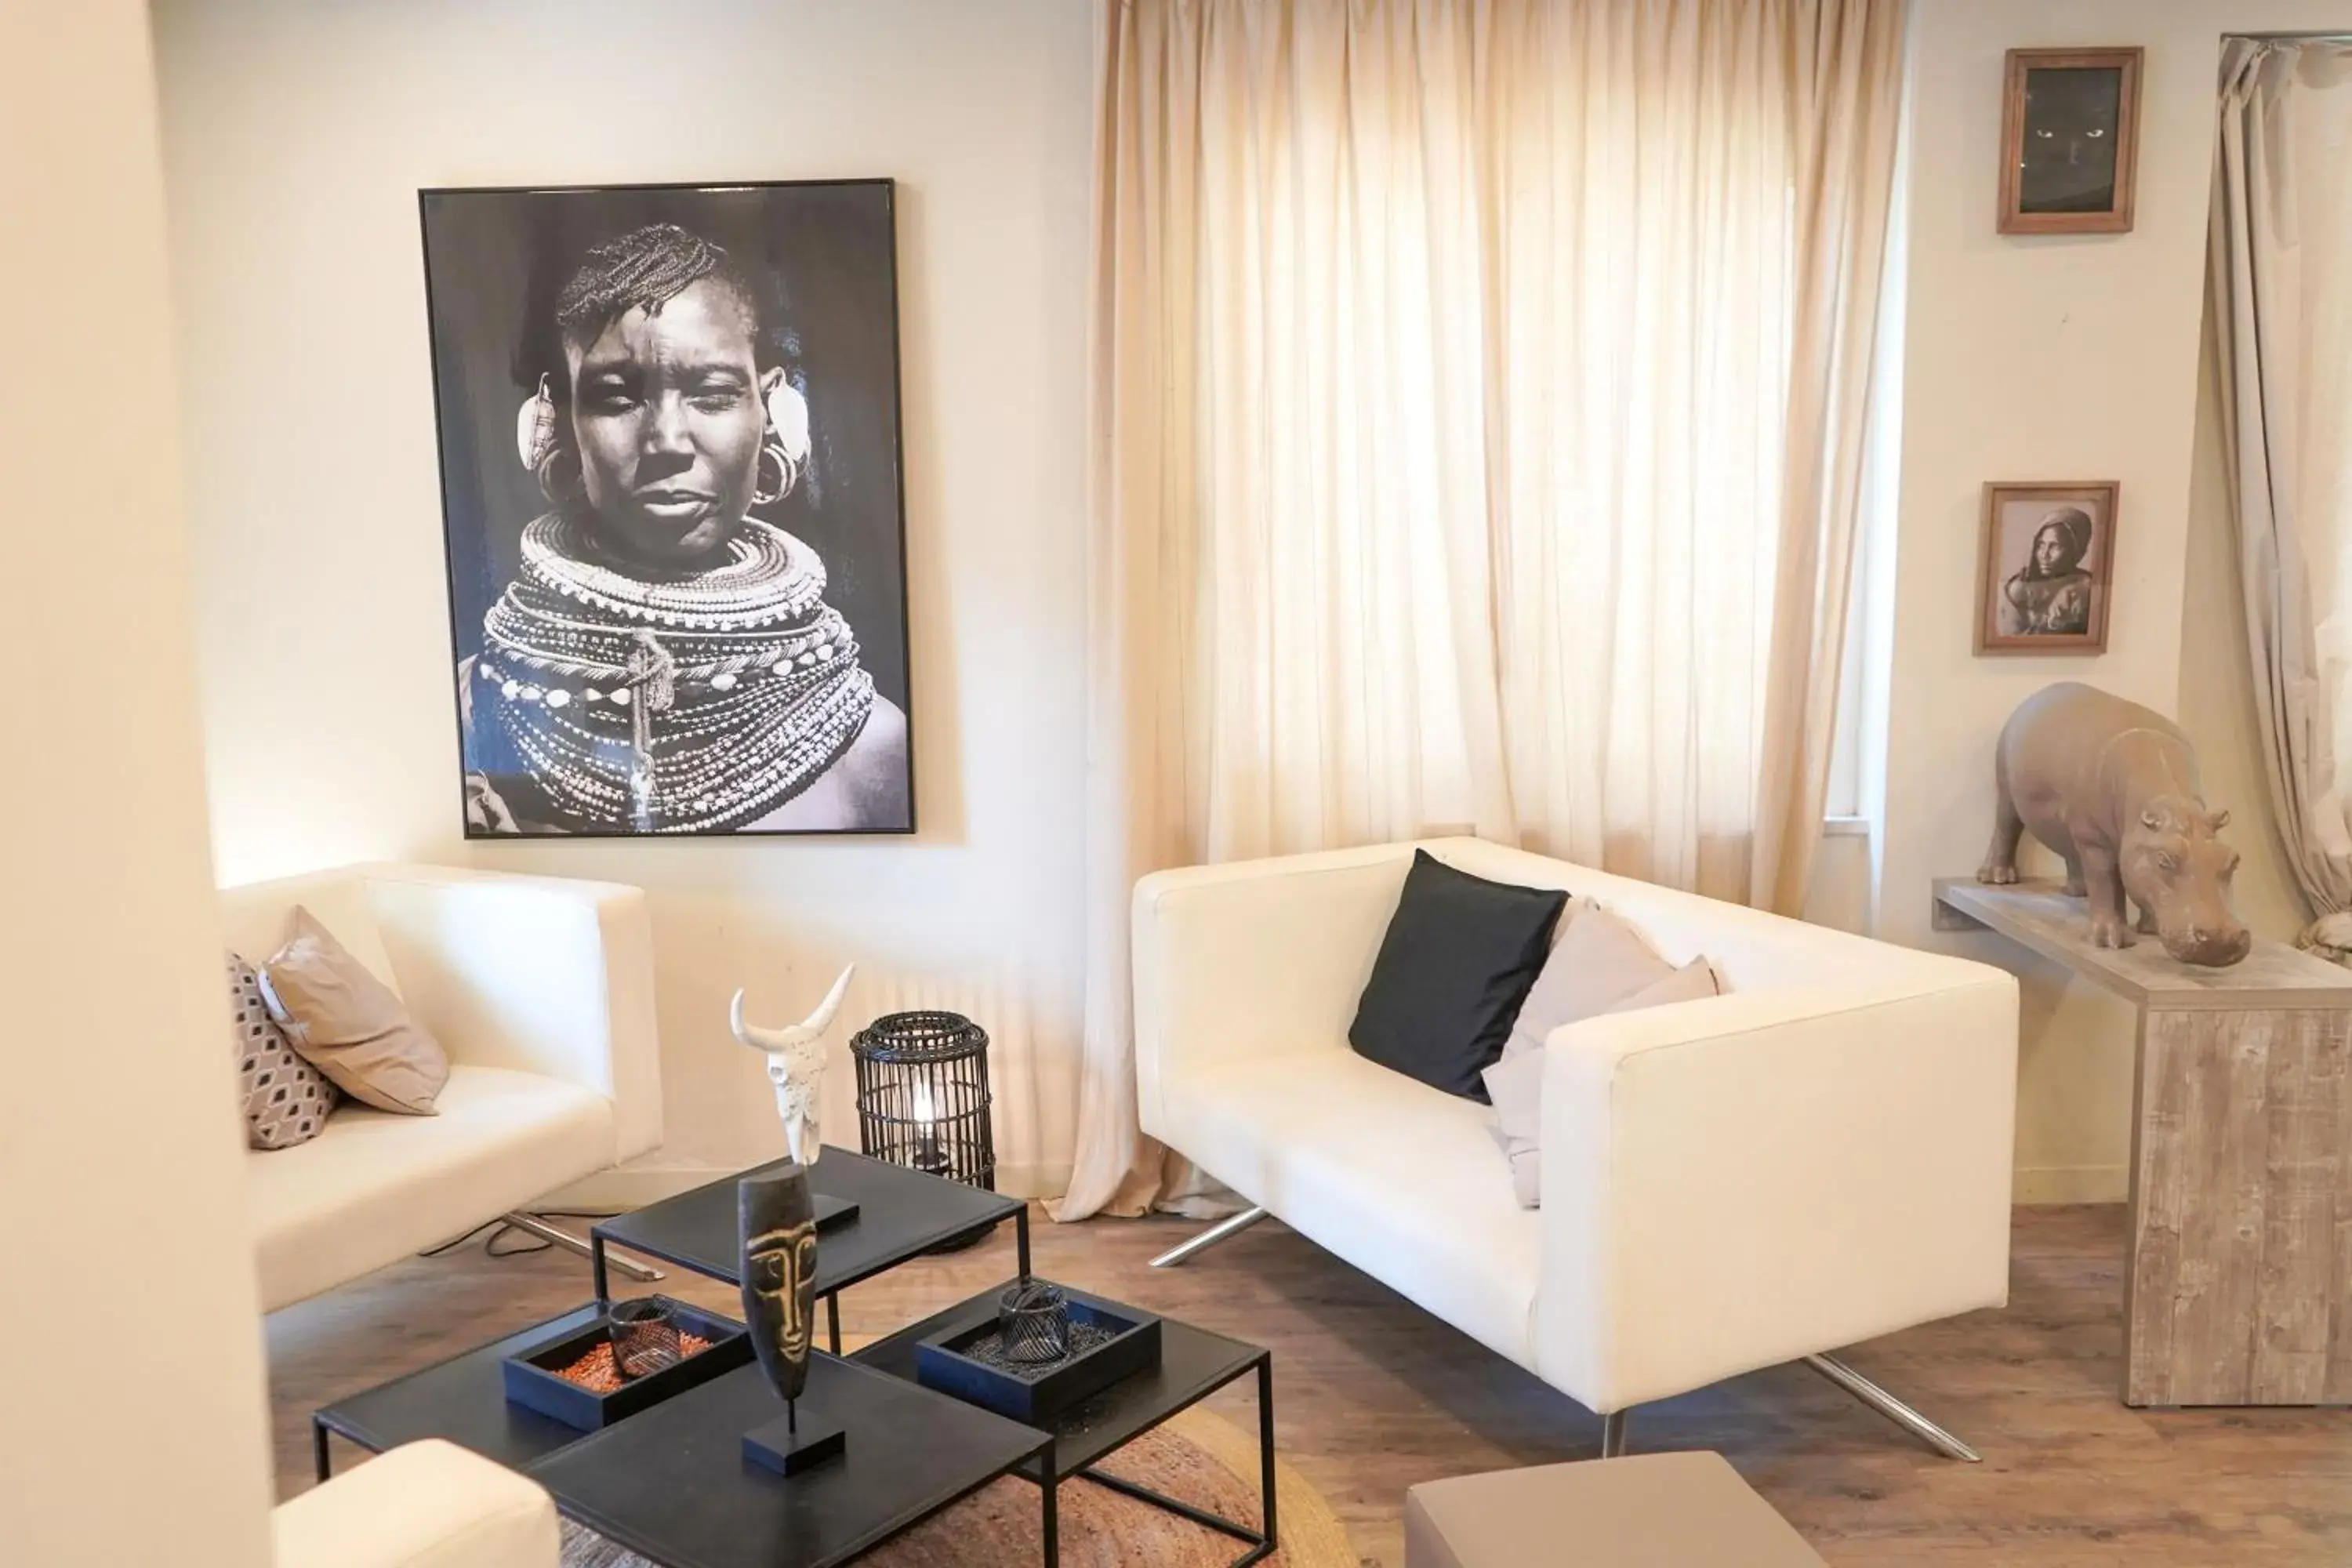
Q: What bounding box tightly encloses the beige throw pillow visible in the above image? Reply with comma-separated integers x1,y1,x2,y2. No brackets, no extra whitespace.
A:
1484,956,1725,1208
260,907,448,1114
1503,902,1672,1061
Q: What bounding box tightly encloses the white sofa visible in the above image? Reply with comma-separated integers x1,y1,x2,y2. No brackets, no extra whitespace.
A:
220,863,662,1312
276,1439,558,1568
1135,838,2018,1446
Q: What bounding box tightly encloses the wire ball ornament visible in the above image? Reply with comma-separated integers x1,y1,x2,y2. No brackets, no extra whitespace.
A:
851,1010,996,1192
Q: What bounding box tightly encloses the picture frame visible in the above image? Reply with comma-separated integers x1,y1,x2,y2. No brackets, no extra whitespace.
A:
418,179,916,839
1975,481,2120,656
1998,48,2143,235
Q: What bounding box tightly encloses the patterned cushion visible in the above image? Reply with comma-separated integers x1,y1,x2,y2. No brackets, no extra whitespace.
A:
227,951,336,1150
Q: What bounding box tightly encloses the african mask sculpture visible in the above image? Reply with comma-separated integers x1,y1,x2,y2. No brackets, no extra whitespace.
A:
736,1162,846,1475
739,1165,821,1403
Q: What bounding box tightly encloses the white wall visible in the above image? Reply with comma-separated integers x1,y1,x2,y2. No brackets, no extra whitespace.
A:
154,0,1095,1197
0,2,276,1559
159,0,2352,1212
1878,0,2349,1202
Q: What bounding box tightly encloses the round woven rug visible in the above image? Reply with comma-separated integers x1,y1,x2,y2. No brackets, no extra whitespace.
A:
559,1404,1352,1568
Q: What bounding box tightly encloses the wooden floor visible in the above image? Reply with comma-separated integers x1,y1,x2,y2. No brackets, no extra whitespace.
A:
266,1203,2352,1566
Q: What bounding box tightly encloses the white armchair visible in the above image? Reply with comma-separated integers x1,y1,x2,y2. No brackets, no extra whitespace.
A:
274,1439,557,1568
219,863,663,1312
1134,838,2018,1456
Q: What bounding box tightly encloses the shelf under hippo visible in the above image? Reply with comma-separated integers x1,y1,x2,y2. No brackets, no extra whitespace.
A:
1934,874,2352,1409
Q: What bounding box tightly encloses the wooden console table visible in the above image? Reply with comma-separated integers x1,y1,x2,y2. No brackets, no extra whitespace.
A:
1934,877,2352,1407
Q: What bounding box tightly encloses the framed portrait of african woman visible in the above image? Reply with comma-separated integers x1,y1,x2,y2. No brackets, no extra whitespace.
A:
1974,481,2120,656
419,180,914,837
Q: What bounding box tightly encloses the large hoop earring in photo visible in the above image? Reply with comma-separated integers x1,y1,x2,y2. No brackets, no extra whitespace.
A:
751,438,797,507
536,448,583,506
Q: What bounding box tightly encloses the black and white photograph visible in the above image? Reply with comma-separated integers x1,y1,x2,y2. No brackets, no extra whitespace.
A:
421,180,913,837
1998,48,2142,234
1975,481,2119,655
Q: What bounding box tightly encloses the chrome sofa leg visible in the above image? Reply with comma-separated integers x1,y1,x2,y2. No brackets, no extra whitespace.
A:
1806,1353,1980,1462
1599,1410,1632,1458
1148,1205,1269,1268
502,1210,665,1283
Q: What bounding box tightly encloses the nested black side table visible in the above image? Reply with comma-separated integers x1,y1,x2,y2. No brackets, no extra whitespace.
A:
586,1147,1029,1352
853,1282,1279,1568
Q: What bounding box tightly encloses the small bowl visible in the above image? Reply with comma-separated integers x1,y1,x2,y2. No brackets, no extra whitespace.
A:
608,1297,682,1380
996,1279,1072,1364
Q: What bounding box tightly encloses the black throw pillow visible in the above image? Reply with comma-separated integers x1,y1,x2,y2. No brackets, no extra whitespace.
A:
1348,850,1570,1101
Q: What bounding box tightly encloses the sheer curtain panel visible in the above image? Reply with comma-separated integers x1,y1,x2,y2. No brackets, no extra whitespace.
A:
2212,38,2352,947
1058,0,1907,1219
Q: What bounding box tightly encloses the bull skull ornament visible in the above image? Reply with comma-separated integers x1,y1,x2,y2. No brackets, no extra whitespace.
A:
729,965,857,1166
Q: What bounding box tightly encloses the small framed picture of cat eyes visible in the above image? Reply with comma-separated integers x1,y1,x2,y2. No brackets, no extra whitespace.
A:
1998,48,2143,234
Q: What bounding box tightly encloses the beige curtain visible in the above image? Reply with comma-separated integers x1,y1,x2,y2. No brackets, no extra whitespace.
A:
1057,0,1907,1220
2211,38,2352,948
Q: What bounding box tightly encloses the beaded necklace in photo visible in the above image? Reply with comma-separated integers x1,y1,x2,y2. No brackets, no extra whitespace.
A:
478,512,877,833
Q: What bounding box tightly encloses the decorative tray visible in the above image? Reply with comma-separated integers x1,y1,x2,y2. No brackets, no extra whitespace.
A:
501,1296,750,1432
914,1281,1161,1423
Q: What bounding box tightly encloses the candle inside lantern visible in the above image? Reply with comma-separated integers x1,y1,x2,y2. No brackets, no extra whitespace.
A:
910,1078,949,1176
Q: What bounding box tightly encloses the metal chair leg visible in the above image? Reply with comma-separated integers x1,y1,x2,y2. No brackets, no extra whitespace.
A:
1806,1353,1980,1462
502,1211,665,1283
1149,1206,1269,1269
1599,1410,1631,1458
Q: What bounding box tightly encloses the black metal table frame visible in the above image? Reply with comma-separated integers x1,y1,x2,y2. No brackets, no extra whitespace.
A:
591,1204,1032,1357
848,1345,1276,1568
1057,1353,1277,1568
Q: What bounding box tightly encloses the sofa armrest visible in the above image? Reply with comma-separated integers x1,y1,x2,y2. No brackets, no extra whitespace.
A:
359,864,663,1163
274,1440,557,1568
1534,963,2018,1413
1131,844,1415,1137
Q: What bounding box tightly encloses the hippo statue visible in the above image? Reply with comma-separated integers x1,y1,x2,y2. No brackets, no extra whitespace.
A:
1976,682,2251,967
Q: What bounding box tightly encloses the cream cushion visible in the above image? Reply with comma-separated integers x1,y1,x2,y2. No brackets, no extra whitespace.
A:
1486,957,1724,1207
1502,902,1670,1060
249,1065,612,1312
1161,1047,1540,1365
224,876,401,999
274,1438,558,1568
263,906,450,1113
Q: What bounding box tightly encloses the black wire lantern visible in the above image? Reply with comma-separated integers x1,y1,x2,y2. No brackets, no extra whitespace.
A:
851,1011,996,1192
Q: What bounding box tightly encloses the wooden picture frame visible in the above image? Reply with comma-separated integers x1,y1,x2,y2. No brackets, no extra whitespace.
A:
1975,481,2120,655
1998,48,2143,234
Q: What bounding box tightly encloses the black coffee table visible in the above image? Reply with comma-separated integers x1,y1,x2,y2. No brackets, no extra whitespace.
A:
312,1301,613,1479
590,1147,1029,1353
533,1355,1054,1568
853,1282,1277,1568
314,1305,1056,1568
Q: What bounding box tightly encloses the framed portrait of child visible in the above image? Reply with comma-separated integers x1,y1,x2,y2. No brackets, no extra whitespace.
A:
1975,481,2120,656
